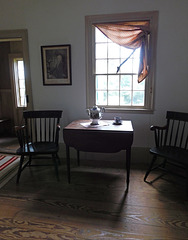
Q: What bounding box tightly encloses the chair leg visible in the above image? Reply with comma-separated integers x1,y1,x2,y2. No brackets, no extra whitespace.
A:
52,154,59,181
144,155,157,182
162,158,167,168
66,145,71,184
186,166,188,195
56,153,61,165
28,155,32,166
16,155,25,184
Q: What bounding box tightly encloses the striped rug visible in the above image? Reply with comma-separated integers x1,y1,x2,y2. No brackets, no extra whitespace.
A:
0,154,20,188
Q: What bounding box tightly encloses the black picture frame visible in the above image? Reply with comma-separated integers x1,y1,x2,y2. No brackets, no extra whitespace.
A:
41,44,72,85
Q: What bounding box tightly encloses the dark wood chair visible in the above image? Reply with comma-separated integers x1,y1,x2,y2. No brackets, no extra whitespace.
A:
144,111,188,192
15,110,62,183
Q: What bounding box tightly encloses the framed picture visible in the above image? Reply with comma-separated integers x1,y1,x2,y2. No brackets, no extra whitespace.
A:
41,44,72,85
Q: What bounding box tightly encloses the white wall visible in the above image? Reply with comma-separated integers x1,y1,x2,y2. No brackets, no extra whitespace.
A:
0,0,188,147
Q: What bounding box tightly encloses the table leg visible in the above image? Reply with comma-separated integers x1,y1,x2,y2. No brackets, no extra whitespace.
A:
77,150,80,166
126,147,131,191
66,145,70,183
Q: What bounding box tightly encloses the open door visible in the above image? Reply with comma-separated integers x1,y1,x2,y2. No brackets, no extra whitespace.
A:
0,29,33,130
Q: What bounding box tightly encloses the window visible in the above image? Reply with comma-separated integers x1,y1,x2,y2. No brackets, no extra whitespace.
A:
86,11,158,112
13,58,27,108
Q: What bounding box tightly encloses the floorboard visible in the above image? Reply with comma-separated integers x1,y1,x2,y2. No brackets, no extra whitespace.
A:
0,157,188,240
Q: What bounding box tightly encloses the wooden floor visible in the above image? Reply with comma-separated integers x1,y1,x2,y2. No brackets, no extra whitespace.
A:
0,156,188,240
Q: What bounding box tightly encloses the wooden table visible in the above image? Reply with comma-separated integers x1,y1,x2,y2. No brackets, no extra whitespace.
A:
63,119,134,190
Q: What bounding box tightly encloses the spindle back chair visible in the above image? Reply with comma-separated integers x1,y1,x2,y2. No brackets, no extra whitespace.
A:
16,110,62,183
144,111,188,193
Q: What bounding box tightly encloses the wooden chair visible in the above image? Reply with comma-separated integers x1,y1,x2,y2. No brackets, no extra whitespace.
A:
144,111,188,192
15,110,62,183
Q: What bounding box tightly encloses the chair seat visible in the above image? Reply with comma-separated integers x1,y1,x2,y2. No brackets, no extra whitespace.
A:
16,142,59,155
150,146,188,165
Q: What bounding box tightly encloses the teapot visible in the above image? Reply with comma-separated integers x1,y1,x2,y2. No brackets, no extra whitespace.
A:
86,105,105,125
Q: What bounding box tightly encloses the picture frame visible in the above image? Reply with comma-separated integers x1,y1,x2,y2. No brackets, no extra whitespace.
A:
41,44,72,85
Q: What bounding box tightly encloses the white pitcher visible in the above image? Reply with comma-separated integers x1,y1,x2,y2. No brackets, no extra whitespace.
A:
86,105,105,125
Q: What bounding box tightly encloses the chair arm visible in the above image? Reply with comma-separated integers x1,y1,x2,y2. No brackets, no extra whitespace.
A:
150,125,167,131
55,124,61,144
15,125,25,131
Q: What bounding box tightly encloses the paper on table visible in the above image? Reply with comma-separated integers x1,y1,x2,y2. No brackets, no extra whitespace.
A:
80,121,109,128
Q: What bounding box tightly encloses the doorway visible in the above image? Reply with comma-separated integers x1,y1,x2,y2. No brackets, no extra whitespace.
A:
0,29,33,153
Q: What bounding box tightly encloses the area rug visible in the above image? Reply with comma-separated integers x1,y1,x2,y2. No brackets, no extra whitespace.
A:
0,154,20,188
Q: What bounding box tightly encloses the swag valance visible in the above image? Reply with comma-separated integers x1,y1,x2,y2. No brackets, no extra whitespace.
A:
94,21,150,83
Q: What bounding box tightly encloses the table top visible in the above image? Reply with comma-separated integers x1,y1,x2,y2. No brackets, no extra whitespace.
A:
64,119,133,133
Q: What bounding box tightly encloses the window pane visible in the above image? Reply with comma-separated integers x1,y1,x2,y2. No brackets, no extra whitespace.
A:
120,75,132,90
96,59,107,74
134,48,141,59
121,47,133,59
96,75,107,90
96,43,107,59
108,91,119,105
133,91,145,105
96,91,107,105
133,75,145,90
20,97,26,106
95,28,107,43
19,79,25,88
120,91,131,105
108,43,120,58
20,88,26,97
108,75,119,90
119,58,133,73
18,60,24,79
108,59,120,73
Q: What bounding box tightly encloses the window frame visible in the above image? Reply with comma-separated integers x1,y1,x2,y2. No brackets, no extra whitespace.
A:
85,11,158,113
